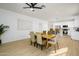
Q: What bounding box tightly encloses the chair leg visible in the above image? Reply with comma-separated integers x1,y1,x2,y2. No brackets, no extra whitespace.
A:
34,42,36,46
43,45,46,49
35,42,37,47
57,42,59,49
41,45,43,50
34,42,37,47
36,44,38,48
30,41,32,45
54,44,56,53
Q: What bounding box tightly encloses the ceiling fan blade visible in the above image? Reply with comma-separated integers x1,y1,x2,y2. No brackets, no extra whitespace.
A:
26,3,31,7
33,3,37,6
23,7,30,9
34,7,42,9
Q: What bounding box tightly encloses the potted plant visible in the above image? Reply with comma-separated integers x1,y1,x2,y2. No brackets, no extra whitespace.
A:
0,24,9,45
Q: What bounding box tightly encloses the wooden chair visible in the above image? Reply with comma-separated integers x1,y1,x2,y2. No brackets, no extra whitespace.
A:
48,34,60,53
42,31,46,34
30,32,37,47
36,32,46,50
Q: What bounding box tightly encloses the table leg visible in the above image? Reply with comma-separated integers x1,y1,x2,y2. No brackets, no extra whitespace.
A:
46,39,48,48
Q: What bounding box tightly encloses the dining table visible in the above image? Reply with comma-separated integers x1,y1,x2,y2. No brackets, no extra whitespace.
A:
42,34,56,48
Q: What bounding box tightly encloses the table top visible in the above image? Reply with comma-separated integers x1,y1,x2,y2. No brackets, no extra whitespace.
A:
42,34,56,39
34,32,56,39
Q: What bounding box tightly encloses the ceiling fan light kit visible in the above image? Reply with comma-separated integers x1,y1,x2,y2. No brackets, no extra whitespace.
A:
30,8,35,11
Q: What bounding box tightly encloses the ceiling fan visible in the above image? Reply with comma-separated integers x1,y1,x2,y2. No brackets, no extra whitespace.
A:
23,3,45,11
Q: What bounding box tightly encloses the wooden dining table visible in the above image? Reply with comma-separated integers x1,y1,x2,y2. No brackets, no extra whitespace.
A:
42,34,56,48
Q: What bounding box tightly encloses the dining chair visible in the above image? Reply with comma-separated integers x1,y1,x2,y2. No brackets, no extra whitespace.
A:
36,32,46,50
48,34,60,53
42,30,46,34
30,32,37,47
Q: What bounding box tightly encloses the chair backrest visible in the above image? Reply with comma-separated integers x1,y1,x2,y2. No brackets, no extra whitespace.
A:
42,31,46,34
48,31,51,35
36,32,42,44
30,32,36,42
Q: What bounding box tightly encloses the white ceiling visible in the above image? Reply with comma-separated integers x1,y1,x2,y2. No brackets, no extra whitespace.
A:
0,3,79,21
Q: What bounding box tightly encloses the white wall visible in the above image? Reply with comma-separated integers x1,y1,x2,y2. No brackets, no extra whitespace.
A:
0,9,48,43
